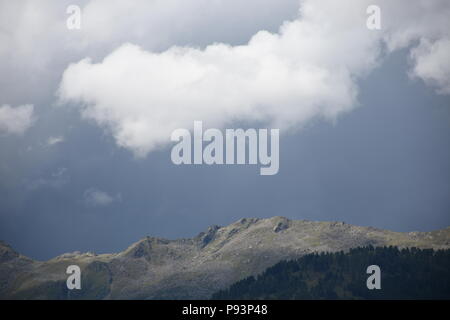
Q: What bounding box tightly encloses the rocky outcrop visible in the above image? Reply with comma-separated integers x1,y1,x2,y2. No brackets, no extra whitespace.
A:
0,241,19,263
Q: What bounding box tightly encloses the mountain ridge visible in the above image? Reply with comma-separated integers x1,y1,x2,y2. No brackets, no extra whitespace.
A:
1,216,449,299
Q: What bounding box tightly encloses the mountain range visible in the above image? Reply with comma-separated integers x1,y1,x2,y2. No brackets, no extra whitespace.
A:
1,216,449,299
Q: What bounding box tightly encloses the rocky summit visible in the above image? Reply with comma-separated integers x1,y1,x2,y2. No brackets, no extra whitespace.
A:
1,217,449,299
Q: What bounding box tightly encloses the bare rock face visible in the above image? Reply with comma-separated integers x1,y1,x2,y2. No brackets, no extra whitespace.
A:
1,217,449,299
196,225,221,248
273,217,290,233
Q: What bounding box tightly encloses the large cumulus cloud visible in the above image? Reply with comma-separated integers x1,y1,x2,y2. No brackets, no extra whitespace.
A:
0,0,299,104
57,0,450,157
1,0,448,156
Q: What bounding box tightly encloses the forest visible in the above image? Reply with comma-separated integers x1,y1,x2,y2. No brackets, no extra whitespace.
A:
212,246,450,299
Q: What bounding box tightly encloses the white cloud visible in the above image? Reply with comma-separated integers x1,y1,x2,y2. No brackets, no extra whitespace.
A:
83,188,120,207
58,0,450,157
58,1,379,156
47,135,65,146
0,104,34,135
410,38,450,94
0,0,299,103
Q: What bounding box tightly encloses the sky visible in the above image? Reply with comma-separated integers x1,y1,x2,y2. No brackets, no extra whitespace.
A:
0,0,449,260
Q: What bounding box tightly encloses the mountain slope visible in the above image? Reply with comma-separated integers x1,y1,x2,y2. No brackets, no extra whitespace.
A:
1,217,449,299
212,246,450,299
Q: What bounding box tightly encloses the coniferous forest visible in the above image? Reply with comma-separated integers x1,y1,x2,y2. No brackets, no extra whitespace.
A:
212,246,450,299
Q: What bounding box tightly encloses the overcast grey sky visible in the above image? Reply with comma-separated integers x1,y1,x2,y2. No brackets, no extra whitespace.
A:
0,0,449,260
